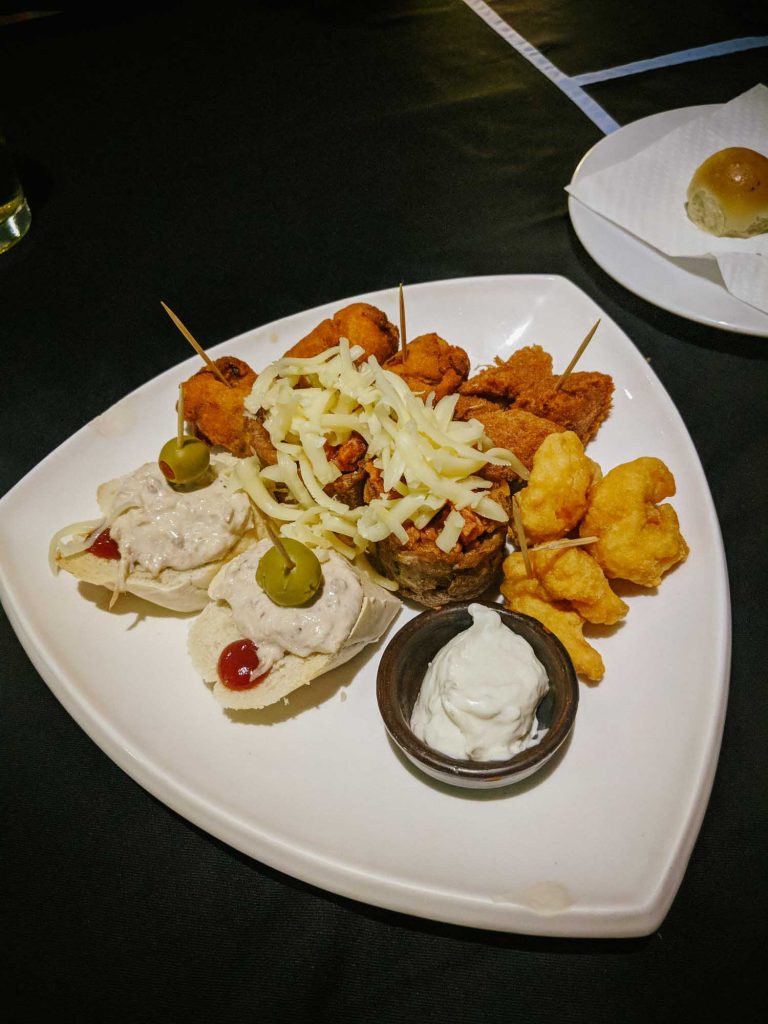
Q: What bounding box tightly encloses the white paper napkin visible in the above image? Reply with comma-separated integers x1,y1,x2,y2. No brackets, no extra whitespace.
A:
567,84,768,313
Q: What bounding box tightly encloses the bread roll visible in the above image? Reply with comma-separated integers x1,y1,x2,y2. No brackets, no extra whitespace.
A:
686,147,768,238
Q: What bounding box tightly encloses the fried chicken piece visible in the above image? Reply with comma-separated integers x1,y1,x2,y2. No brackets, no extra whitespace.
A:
514,431,601,545
580,458,689,587
459,345,553,401
514,371,614,445
283,302,399,364
501,553,605,682
383,333,470,401
182,356,258,458
526,547,628,625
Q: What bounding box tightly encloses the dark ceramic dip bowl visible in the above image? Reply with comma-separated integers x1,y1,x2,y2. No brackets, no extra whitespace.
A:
376,600,578,789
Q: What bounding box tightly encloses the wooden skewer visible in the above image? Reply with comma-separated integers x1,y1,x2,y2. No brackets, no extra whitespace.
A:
256,509,295,571
177,383,185,447
512,495,532,578
529,535,598,553
161,301,231,387
553,318,601,391
398,282,407,358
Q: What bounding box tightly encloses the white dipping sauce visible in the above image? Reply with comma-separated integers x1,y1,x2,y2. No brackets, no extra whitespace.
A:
102,457,251,576
209,540,363,673
410,604,549,761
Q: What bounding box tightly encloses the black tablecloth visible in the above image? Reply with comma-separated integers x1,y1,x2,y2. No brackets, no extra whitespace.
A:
2,4,767,1020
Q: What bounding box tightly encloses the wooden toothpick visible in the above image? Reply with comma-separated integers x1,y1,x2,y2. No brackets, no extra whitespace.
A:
512,495,532,578
553,319,600,391
177,383,185,446
161,301,231,387
398,282,407,358
255,509,295,571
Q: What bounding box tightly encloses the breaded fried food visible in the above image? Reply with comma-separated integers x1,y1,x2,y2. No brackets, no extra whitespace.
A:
182,356,258,458
580,457,689,587
457,406,565,482
514,431,601,544
459,345,553,401
284,302,399,364
525,546,628,625
515,371,614,444
501,553,605,681
383,333,470,401
454,394,505,420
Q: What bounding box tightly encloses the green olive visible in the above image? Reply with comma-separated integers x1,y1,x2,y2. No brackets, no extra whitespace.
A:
256,538,323,607
158,435,211,485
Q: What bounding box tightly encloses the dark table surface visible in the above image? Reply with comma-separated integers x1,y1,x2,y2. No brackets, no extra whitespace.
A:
2,4,767,1021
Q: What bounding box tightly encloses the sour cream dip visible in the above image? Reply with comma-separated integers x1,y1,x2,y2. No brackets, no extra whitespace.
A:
410,603,549,761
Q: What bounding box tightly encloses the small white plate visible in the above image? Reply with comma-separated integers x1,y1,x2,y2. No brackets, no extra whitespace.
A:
0,276,730,937
569,105,768,337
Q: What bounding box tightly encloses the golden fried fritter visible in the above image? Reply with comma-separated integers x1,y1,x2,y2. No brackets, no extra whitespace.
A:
514,431,601,545
580,457,689,587
383,333,470,401
526,546,628,625
284,302,399,364
459,345,553,401
182,356,257,457
514,371,614,445
501,553,605,681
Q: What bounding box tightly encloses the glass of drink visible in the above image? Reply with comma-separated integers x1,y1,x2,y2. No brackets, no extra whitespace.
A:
0,132,31,254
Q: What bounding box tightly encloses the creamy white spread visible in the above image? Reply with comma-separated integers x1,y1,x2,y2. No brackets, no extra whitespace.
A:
101,456,251,576
209,540,364,674
410,603,549,761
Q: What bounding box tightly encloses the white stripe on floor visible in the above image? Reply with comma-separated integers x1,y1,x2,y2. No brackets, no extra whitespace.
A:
572,36,768,86
462,0,767,135
461,0,620,133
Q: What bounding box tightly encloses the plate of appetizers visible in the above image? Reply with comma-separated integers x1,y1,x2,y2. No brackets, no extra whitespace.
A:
568,103,768,336
0,275,729,937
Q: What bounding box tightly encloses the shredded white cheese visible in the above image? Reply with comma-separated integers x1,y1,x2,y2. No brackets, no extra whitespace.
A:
240,340,525,559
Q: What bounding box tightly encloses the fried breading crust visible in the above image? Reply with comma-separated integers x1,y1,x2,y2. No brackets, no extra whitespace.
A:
514,371,614,445
383,333,470,401
459,345,553,401
284,302,399,364
182,356,258,457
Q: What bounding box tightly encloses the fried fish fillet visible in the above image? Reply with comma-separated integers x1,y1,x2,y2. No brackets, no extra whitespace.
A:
514,371,614,444
459,345,553,401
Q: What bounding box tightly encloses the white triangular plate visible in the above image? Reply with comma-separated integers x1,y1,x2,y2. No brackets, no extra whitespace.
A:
0,276,730,936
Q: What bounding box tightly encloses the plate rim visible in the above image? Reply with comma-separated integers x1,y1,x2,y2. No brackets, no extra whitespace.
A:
0,274,732,937
568,103,768,337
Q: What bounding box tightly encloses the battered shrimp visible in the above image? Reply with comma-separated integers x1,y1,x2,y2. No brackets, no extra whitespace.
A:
580,457,689,587
514,431,601,544
527,546,629,625
501,553,605,681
